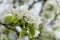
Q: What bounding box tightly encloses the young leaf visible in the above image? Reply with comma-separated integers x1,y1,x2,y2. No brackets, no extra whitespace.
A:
4,15,18,23
29,26,35,38
21,20,26,27
7,36,11,40
19,29,26,38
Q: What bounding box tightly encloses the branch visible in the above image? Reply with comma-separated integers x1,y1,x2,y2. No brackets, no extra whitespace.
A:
37,0,47,40
39,0,47,15
0,22,19,36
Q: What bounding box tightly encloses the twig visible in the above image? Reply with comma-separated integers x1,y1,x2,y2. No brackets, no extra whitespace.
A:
39,0,47,16
0,22,19,36
38,0,47,40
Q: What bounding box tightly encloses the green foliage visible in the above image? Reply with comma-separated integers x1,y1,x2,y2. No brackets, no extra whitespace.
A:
3,28,13,34
28,26,35,38
26,23,36,38
4,15,18,24
21,19,26,27
3,28,10,34
19,28,26,38
7,36,11,40
10,21,21,28
19,21,38,39
4,15,39,39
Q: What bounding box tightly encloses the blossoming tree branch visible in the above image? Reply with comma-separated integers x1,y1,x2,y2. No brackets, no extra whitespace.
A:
0,0,60,40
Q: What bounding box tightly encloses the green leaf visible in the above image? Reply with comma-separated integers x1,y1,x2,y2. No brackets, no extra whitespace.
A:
7,36,11,40
4,15,18,23
29,26,35,38
11,21,21,28
25,23,36,38
19,29,26,38
21,20,26,27
15,21,21,26
9,30,13,32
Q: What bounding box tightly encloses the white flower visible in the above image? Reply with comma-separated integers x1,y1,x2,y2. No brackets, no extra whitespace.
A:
43,25,53,33
41,0,60,25
56,15,60,21
54,30,60,40
0,9,14,23
53,20,60,29
43,0,57,12
53,15,60,29
14,6,41,27
0,5,42,38
41,11,55,24
0,5,41,27
34,30,40,37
